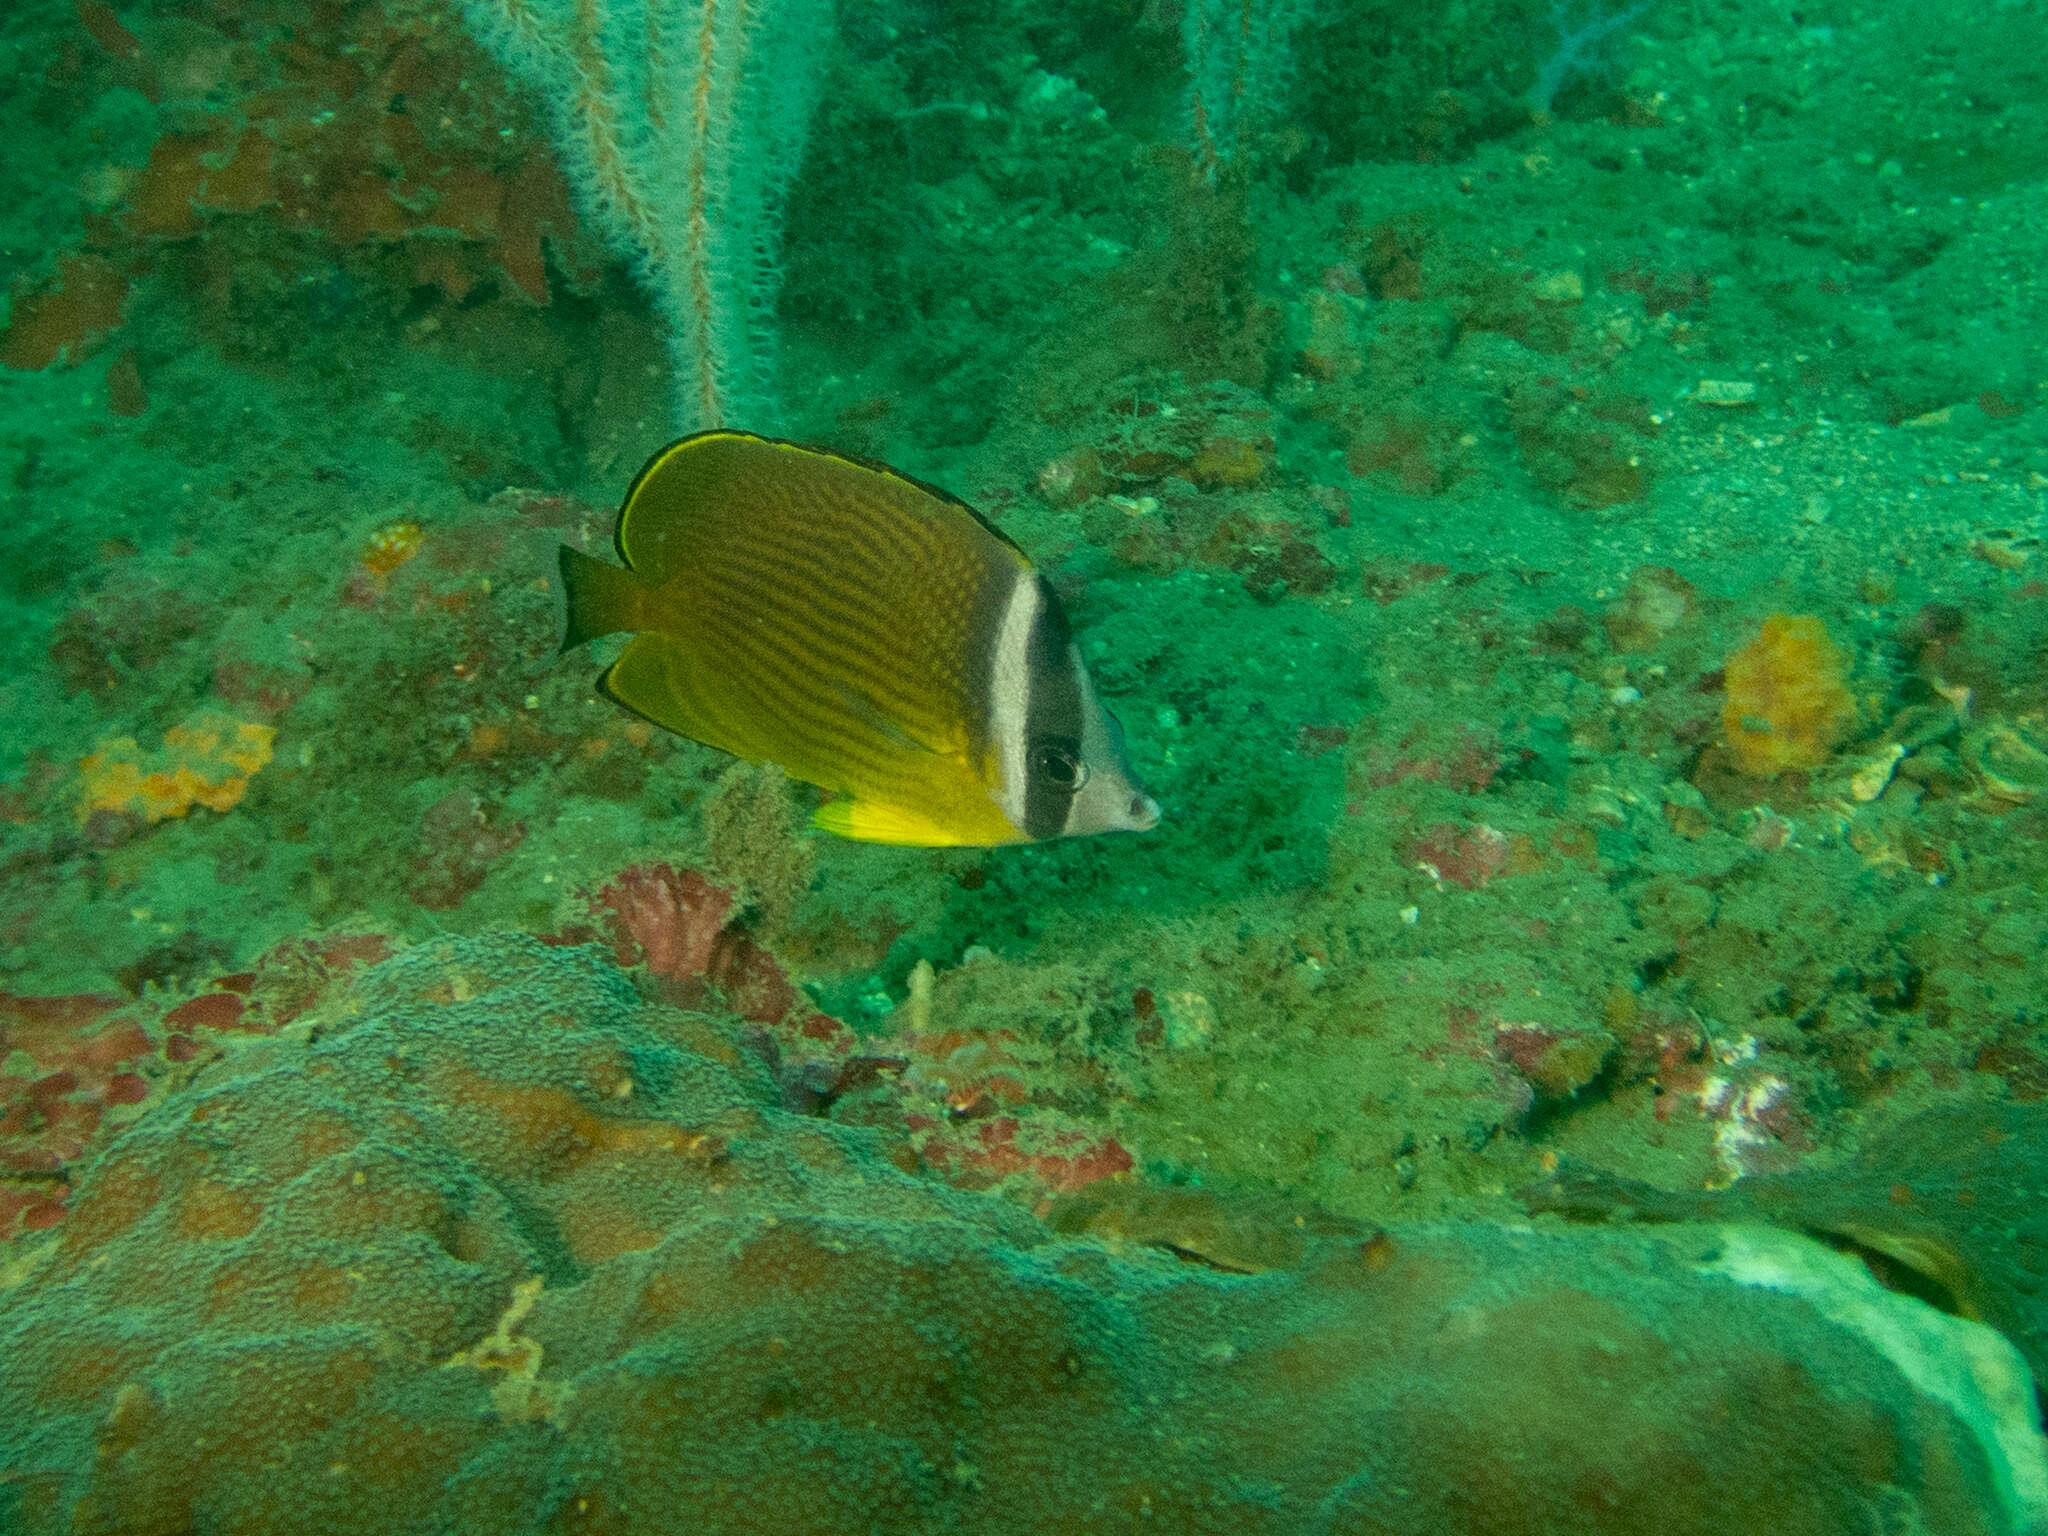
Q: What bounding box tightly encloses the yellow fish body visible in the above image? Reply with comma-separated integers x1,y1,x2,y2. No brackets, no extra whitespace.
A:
558,431,1160,847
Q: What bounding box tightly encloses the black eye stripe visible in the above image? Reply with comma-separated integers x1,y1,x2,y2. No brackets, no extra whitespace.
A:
1019,576,1087,840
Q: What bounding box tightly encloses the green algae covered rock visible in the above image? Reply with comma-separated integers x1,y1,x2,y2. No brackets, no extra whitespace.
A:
0,934,2041,1535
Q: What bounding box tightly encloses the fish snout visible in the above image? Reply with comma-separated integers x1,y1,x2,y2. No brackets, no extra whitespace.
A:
1058,762,1162,839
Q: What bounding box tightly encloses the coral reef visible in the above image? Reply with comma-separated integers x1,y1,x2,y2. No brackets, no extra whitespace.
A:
0,935,2041,1535
0,930,393,1241
1528,1097,2048,1382
0,0,600,390
0,993,150,1238
0,253,128,371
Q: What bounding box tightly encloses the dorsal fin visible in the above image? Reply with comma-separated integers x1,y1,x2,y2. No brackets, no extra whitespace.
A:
614,431,1030,584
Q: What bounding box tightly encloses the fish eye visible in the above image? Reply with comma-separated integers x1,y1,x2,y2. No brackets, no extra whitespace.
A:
1031,741,1087,790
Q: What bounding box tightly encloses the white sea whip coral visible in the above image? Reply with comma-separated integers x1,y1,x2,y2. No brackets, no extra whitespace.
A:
1180,0,1315,181
462,0,831,431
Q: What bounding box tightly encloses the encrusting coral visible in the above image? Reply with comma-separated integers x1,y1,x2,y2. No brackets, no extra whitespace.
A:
0,935,2040,1535
74,709,275,824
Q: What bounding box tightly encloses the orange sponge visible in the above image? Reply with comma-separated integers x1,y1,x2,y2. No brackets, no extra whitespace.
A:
1723,613,1857,775
77,710,275,823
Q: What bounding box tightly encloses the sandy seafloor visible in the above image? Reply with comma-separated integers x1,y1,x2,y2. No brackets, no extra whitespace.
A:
0,0,2046,1514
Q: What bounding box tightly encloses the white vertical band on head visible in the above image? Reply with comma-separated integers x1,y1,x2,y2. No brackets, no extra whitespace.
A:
987,569,1041,834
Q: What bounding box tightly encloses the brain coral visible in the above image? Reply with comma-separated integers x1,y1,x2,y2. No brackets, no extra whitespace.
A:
0,935,2040,1535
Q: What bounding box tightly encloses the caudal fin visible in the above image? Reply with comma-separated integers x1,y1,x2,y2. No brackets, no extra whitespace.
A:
558,546,651,652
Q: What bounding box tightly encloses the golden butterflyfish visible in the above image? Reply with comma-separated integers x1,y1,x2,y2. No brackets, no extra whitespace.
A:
557,430,1161,847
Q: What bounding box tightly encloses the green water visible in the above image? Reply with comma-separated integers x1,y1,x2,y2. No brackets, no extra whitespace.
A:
2,0,2045,1529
